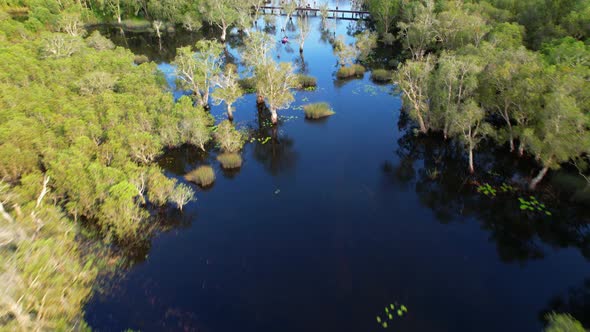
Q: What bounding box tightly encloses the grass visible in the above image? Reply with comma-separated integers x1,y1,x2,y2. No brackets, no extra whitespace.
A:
371,69,392,83
296,74,317,90
217,153,243,169
184,166,215,187
238,77,257,93
302,102,335,119
337,64,366,79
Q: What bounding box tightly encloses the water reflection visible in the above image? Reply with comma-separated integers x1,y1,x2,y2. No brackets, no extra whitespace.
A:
384,117,590,264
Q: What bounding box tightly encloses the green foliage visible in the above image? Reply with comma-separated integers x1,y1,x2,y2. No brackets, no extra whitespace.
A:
214,120,245,153
238,76,257,93
169,183,195,211
302,102,335,119
370,69,392,83
184,165,215,187
255,61,298,123
217,152,243,169
544,313,585,332
173,40,223,107
86,30,115,51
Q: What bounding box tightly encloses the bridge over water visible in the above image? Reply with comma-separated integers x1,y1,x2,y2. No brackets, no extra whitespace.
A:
259,5,370,20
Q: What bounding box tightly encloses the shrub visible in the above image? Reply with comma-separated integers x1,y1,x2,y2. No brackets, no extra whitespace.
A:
133,54,149,65
238,77,257,93
86,30,115,51
371,69,392,83
296,74,317,90
336,64,365,79
184,166,215,187
214,120,245,153
217,152,243,169
303,102,335,119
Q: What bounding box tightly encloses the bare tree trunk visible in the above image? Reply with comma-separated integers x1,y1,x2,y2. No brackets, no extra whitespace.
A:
468,148,475,174
507,123,514,152
270,107,278,125
529,166,549,190
221,24,228,42
416,112,427,134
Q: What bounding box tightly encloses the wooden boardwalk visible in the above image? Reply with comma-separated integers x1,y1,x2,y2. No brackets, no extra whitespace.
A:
260,5,370,20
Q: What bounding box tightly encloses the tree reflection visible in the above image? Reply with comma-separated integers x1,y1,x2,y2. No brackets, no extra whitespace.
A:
250,112,298,176
384,116,590,264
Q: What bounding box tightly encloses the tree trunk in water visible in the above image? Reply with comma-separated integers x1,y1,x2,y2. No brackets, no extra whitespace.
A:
256,94,265,112
529,166,549,190
270,108,278,125
417,114,427,134
227,105,234,122
468,148,475,174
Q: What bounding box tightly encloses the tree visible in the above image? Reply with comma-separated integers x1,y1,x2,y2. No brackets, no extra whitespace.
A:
203,0,240,42
430,51,483,139
366,0,400,35
212,65,244,121
296,15,311,53
435,5,489,49
449,100,493,174
397,0,437,60
479,47,542,152
169,183,195,212
355,31,378,62
241,31,275,105
214,120,245,152
523,71,590,189
256,61,298,125
395,56,435,134
173,40,224,107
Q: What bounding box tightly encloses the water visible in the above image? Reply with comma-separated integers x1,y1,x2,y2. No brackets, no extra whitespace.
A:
85,16,590,332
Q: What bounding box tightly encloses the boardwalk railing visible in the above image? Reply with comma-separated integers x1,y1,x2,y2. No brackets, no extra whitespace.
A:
259,6,370,20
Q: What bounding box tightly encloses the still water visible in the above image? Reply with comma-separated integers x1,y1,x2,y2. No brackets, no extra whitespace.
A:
85,15,590,332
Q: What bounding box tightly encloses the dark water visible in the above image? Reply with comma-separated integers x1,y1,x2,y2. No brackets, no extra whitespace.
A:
85,15,590,332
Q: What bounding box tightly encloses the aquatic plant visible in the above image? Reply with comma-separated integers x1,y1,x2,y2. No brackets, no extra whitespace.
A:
518,196,552,216
375,303,408,328
477,183,497,197
217,153,243,169
302,102,335,119
184,166,215,187
337,64,366,79
500,182,516,193
296,74,317,90
371,69,393,83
